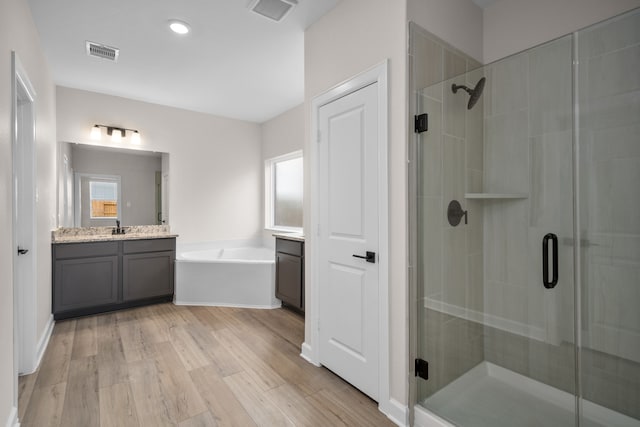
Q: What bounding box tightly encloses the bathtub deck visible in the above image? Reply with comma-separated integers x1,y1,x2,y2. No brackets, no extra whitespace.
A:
18,303,395,427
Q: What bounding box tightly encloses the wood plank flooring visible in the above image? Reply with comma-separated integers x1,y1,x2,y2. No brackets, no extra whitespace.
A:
19,303,395,427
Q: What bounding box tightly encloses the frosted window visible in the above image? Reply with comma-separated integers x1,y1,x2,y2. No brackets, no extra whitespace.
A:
274,156,303,228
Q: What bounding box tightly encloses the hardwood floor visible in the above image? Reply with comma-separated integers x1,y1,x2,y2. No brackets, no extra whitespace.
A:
19,303,395,427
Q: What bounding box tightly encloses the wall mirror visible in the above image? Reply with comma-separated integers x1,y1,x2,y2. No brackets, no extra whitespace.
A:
58,142,169,228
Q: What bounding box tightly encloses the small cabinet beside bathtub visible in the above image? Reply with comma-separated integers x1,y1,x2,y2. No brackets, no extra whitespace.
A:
53,237,176,320
275,237,304,312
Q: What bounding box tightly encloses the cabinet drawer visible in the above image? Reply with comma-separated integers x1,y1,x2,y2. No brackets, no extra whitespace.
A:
276,238,304,257
123,238,175,254
54,241,118,259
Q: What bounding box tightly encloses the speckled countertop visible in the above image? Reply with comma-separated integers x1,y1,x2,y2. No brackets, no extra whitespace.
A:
52,225,178,244
272,232,305,242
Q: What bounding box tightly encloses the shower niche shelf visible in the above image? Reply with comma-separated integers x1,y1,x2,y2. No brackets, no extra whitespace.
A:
464,193,528,200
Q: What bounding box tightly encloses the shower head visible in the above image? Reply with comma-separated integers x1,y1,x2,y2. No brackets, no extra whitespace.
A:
451,77,486,110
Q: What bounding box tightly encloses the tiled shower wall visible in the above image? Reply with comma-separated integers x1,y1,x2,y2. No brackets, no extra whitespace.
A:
411,23,485,398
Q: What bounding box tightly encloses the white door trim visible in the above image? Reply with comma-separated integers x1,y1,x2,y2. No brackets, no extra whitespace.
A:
307,60,391,417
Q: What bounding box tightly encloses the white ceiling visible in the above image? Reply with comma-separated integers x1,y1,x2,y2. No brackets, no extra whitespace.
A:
27,0,340,123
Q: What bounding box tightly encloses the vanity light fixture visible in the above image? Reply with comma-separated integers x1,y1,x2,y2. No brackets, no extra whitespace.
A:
169,20,190,35
110,127,122,142
90,124,141,144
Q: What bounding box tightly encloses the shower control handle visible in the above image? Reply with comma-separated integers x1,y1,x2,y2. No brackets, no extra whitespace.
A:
542,233,558,289
353,251,376,264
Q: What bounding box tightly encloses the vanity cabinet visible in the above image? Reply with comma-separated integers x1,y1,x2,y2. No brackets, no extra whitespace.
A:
53,242,119,313
275,237,304,312
123,239,175,301
52,238,175,319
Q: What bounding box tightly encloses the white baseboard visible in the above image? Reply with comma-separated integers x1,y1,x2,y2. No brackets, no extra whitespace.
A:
21,315,54,376
173,300,281,309
300,342,320,366
381,398,409,427
5,406,19,427
33,315,54,373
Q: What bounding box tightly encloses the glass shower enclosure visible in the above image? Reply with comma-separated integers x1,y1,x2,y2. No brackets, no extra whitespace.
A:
410,8,640,427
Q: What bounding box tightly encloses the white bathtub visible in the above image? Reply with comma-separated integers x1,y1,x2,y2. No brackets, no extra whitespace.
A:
175,245,280,309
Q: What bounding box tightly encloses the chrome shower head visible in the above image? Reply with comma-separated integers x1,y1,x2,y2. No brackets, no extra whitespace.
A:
451,77,486,110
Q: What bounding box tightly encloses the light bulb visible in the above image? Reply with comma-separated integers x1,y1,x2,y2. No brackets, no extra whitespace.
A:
90,125,101,140
111,128,122,142
169,20,190,35
131,130,141,145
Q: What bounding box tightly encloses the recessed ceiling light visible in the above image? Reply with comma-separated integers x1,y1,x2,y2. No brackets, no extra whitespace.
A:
169,20,190,35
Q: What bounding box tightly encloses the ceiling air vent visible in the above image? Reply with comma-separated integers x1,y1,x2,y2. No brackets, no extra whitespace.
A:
249,0,298,22
86,41,119,62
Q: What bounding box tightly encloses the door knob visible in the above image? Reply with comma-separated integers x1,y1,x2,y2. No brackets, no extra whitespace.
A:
17,247,29,255
353,251,376,263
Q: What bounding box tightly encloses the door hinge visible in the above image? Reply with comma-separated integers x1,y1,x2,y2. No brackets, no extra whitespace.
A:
414,113,428,134
415,358,429,380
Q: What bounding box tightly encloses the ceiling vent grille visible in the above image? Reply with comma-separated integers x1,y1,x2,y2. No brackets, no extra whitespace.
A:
249,0,298,22
86,41,120,62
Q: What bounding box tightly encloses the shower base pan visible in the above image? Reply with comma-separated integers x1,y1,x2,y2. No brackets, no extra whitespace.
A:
417,362,639,427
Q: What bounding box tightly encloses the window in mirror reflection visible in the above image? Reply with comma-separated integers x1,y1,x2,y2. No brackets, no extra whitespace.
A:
90,181,119,218
75,173,122,226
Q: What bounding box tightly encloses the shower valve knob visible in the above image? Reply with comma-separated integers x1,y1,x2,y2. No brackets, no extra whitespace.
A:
447,200,468,227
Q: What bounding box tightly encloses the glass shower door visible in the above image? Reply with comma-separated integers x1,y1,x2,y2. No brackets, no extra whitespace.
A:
414,31,578,426
576,8,640,425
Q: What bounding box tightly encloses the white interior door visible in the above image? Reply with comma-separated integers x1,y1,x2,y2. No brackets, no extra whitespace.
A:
12,52,37,380
318,82,380,400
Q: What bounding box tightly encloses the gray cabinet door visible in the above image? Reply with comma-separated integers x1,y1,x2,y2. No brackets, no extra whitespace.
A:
54,256,119,312
276,252,302,309
122,251,174,301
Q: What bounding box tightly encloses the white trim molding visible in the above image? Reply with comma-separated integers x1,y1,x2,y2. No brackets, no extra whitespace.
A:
308,59,392,417
5,405,19,427
29,315,55,375
300,342,320,367
385,398,410,426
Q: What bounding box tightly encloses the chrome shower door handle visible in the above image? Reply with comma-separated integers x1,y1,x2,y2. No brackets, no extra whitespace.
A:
542,233,558,289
